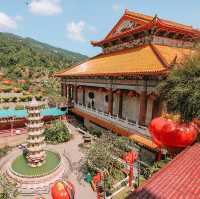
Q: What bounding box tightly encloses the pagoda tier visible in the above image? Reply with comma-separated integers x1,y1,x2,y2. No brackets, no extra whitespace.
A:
26,98,46,167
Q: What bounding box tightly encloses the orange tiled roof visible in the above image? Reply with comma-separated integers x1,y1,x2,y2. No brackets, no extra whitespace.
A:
125,10,195,31
56,45,194,77
154,45,196,65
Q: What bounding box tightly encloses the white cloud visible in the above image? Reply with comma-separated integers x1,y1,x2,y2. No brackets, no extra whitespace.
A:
0,12,18,30
28,0,62,16
66,21,86,42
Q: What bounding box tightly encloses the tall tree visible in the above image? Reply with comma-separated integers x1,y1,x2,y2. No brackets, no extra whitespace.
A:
158,48,200,121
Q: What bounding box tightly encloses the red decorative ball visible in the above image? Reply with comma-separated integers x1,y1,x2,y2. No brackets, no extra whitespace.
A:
149,117,198,149
51,180,75,199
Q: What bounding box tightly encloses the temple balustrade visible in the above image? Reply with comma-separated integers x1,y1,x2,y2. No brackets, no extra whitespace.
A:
74,102,150,138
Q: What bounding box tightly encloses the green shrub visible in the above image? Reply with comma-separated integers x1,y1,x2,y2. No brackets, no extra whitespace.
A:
2,97,10,103
2,105,9,109
19,96,28,102
35,95,43,101
21,84,29,91
15,104,25,110
3,87,12,93
11,97,18,102
44,121,71,144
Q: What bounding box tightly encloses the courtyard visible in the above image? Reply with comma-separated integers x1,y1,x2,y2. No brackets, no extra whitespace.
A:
0,122,97,199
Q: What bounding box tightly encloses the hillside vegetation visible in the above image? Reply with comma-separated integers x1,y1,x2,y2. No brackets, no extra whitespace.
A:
0,32,87,104
0,32,87,79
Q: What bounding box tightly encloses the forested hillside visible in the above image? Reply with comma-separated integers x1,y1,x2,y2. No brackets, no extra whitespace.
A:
0,32,88,80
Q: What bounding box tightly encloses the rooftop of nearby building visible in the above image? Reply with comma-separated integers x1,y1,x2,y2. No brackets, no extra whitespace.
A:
55,44,194,77
127,143,200,199
92,10,200,46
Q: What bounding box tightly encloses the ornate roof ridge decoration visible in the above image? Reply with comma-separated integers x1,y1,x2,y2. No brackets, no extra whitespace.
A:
91,9,200,47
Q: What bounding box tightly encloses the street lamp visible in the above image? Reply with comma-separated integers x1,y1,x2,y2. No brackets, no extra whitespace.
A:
124,150,138,187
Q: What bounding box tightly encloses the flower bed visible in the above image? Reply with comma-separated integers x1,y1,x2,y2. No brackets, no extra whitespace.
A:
11,150,61,178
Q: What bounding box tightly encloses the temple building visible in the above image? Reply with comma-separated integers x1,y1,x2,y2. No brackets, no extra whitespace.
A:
56,10,200,152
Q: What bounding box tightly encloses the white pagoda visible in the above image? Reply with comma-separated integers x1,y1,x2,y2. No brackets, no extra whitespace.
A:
26,97,46,167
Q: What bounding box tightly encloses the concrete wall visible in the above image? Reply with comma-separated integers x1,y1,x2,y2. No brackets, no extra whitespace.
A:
145,99,153,125
122,94,140,122
113,94,119,116
77,89,83,104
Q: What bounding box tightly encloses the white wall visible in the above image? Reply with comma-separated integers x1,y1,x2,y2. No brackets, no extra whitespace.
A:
122,94,140,122
145,99,153,125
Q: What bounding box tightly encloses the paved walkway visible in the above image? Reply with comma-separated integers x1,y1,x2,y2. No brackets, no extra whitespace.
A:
0,123,96,199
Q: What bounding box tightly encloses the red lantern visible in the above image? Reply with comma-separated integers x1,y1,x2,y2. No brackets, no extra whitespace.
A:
51,180,75,199
149,117,198,149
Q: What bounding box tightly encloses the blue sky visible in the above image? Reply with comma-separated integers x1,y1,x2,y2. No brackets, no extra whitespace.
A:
0,0,200,56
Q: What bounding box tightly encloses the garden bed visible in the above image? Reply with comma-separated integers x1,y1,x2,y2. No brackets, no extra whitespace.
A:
11,151,61,177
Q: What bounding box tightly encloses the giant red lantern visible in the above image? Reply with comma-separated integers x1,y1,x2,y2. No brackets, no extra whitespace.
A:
51,180,75,199
149,116,198,149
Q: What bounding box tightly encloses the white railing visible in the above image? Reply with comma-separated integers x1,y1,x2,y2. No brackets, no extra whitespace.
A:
74,103,150,138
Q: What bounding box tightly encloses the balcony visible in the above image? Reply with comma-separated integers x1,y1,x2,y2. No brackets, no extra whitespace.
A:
74,103,151,138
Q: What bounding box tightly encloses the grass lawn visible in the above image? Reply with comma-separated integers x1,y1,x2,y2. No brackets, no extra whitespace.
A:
113,187,131,199
11,151,60,177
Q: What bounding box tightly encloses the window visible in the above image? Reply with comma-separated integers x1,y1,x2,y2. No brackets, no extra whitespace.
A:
88,92,95,99
105,95,108,102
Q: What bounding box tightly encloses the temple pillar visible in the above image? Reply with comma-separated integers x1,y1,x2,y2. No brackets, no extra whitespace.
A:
82,87,86,106
61,83,64,96
152,97,160,119
108,89,113,115
63,84,66,97
118,90,123,118
139,81,148,126
74,85,78,104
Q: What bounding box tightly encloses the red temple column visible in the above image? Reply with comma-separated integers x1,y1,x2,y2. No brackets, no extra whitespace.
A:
139,91,147,126
108,89,113,115
152,97,160,119
118,90,123,118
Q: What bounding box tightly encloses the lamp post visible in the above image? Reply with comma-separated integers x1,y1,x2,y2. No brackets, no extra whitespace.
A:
124,150,138,187
93,172,102,199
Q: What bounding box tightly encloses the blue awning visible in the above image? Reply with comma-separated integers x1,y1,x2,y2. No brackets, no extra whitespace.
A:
0,107,67,119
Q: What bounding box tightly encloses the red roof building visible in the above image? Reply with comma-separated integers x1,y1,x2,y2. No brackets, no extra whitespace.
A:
127,143,200,199
56,10,200,151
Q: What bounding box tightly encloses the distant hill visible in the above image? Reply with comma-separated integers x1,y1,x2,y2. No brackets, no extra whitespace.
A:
0,32,88,80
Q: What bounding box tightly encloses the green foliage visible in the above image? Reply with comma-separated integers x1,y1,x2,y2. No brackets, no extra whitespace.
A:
158,51,200,121
44,121,71,144
0,32,87,81
2,87,12,93
0,172,18,199
15,104,25,110
2,105,9,109
84,132,131,176
35,95,43,101
2,97,10,103
10,97,17,102
0,146,11,158
21,84,29,91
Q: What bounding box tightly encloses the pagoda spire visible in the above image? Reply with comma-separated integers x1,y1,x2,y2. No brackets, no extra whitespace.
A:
26,97,46,167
